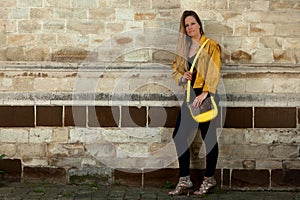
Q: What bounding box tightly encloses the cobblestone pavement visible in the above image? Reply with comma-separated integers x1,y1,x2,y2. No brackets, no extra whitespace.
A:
0,182,299,200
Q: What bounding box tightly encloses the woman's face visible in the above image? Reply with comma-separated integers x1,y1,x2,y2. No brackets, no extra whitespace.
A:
184,16,201,39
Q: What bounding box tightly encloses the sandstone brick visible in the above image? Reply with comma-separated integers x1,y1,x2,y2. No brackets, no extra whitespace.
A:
48,143,85,157
250,23,275,36
8,8,29,19
44,0,71,8
29,129,53,143
53,128,69,143
35,34,56,46
17,143,46,157
67,20,104,35
260,37,282,49
54,8,87,19
283,38,300,49
50,157,82,168
251,1,269,11
130,0,151,8
270,145,298,158
273,78,297,93
30,8,54,19
0,20,16,33
18,20,42,33
124,49,150,62
0,129,29,143
8,34,35,46
13,77,34,91
43,20,65,33
115,8,134,20
106,23,125,34
223,78,246,93
152,0,180,9
205,22,233,36
25,48,51,61
253,48,274,63
117,144,148,158
18,0,43,7
0,8,10,20
22,157,48,166
71,0,98,8
229,0,250,10
1,0,17,7
135,13,156,21
218,129,245,145
107,0,129,8
276,24,300,36
270,1,300,11
88,8,115,20
230,144,269,159
0,144,16,157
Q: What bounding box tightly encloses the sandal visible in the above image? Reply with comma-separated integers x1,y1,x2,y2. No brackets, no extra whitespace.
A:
193,176,216,196
168,175,193,196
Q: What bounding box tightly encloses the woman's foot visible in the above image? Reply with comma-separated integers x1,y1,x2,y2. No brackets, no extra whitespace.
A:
168,175,193,196
193,176,216,196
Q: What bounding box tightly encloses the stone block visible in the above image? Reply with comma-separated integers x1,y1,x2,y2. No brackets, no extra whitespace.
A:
43,20,65,33
67,20,104,35
71,0,98,8
152,0,180,9
0,129,29,143
88,8,115,20
276,24,300,37
5,47,25,61
223,78,246,93
251,1,270,11
269,145,298,158
44,0,70,8
0,144,16,157
8,34,35,46
23,167,67,183
29,129,53,143
130,0,151,8
25,48,51,61
273,78,297,93
8,8,29,19
22,157,48,166
17,143,46,157
54,8,87,19
48,143,85,157
274,49,294,63
50,157,82,168
230,144,269,159
245,78,273,93
30,8,54,19
18,20,42,33
218,129,245,144
250,23,275,36
52,128,69,143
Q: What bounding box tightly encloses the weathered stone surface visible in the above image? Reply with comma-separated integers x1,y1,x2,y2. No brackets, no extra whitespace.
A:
231,50,252,62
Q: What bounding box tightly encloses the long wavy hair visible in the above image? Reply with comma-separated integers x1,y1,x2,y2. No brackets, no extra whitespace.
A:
174,10,204,73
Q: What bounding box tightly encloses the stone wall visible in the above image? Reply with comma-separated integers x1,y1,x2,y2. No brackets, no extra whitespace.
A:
0,0,299,190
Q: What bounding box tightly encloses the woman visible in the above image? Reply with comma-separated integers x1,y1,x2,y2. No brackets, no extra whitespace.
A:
169,10,222,196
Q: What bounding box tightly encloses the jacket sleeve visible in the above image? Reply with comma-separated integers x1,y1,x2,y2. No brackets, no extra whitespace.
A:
203,43,222,94
171,59,183,86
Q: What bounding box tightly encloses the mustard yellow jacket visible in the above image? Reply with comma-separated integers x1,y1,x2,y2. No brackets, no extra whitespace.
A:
172,34,222,94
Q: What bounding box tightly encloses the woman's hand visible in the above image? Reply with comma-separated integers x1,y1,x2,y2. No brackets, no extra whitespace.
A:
181,71,193,83
192,91,208,108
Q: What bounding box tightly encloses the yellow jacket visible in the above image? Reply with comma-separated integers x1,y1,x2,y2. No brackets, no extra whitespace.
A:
172,34,222,94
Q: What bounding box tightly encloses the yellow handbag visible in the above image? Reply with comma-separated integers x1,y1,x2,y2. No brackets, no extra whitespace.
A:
186,39,218,123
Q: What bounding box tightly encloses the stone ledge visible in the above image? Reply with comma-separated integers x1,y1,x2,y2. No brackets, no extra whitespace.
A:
0,92,298,106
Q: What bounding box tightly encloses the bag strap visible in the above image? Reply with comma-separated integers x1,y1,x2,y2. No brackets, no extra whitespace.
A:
186,39,210,103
